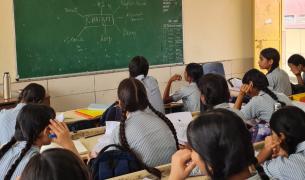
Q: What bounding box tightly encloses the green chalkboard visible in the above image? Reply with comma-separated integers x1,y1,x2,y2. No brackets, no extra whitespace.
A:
14,0,183,78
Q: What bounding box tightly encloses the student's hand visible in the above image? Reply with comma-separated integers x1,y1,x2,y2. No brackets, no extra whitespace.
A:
168,149,196,180
263,136,280,158
169,74,182,82
49,120,74,150
239,83,252,96
257,136,279,164
272,146,288,158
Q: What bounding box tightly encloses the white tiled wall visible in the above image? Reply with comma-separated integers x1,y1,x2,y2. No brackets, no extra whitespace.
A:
1,58,253,111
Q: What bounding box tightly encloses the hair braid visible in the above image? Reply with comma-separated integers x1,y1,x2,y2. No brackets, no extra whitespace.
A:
4,141,32,180
119,109,130,149
147,103,179,150
262,87,286,107
119,109,161,178
0,137,17,159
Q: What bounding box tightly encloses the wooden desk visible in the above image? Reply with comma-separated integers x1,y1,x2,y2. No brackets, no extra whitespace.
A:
0,98,18,110
109,163,207,180
109,141,265,180
0,95,50,110
164,102,184,114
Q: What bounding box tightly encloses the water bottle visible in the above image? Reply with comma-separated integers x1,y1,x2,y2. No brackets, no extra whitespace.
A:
3,72,11,100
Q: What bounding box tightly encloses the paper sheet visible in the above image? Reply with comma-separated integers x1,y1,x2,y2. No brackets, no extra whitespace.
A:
41,140,88,155
105,121,120,135
91,121,120,157
55,113,65,122
73,139,88,154
230,78,242,89
166,112,193,144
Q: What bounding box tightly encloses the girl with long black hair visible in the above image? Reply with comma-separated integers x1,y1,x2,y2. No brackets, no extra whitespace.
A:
0,104,78,180
234,69,292,122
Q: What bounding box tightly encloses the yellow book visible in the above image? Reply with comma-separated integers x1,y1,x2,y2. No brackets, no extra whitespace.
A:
75,109,105,119
291,93,305,102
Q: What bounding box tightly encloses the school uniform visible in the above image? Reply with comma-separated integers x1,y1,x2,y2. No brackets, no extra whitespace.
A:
112,108,177,167
0,141,39,180
136,75,165,114
267,67,292,96
0,103,26,145
214,103,246,121
171,82,201,112
241,90,292,122
263,141,305,180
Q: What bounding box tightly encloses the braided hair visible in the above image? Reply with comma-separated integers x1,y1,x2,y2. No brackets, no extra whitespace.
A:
0,104,55,180
118,78,179,178
242,69,286,107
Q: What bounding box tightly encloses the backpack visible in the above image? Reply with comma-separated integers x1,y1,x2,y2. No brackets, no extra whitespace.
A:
250,120,271,143
99,102,122,126
89,144,143,180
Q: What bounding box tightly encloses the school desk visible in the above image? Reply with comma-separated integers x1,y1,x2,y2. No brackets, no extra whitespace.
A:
109,163,208,180
164,102,184,114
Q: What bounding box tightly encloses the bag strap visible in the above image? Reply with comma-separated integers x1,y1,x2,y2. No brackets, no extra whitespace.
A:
99,144,129,155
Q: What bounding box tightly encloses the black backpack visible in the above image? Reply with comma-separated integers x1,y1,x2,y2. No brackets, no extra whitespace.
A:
89,144,143,180
99,102,122,126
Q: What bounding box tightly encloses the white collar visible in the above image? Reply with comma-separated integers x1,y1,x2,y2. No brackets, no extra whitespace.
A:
135,74,145,81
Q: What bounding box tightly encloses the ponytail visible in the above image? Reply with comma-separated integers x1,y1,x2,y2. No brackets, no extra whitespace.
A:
147,103,179,149
262,88,286,107
4,141,33,180
119,109,162,179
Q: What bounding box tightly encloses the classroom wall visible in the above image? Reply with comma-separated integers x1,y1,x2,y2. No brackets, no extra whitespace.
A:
283,29,305,80
0,0,254,111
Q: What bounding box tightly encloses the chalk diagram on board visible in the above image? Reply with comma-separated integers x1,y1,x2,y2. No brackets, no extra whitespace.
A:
63,0,146,44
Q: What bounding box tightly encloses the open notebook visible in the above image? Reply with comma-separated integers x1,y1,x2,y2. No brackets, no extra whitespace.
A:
41,139,88,155
166,112,193,145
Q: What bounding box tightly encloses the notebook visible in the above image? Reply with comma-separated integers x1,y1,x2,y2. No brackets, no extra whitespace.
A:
166,112,193,145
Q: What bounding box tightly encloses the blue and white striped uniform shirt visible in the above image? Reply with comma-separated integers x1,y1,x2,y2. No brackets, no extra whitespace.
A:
0,141,39,180
0,103,26,145
112,108,177,167
263,141,305,180
171,82,201,112
136,75,165,114
267,67,292,96
241,90,292,122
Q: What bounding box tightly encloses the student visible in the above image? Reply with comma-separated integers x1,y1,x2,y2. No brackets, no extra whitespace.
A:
198,73,245,119
20,148,91,180
163,63,203,112
258,48,292,96
169,109,263,180
288,54,305,86
0,104,78,180
0,83,46,145
257,106,305,180
129,56,165,113
234,69,292,122
106,78,178,169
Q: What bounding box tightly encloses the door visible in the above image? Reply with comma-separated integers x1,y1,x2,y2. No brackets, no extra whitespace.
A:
254,0,283,70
